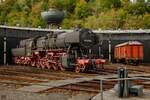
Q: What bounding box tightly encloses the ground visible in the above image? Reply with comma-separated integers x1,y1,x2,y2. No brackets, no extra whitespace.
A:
0,63,149,100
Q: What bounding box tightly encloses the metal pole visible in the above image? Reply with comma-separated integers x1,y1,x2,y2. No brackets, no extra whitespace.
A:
99,46,101,57
3,30,7,65
4,37,6,65
99,41,102,57
100,80,103,100
108,40,111,62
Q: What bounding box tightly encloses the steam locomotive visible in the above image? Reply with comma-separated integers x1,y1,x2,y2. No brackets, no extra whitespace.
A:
12,29,105,73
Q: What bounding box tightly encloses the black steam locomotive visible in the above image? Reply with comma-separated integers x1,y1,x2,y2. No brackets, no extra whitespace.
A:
12,29,105,72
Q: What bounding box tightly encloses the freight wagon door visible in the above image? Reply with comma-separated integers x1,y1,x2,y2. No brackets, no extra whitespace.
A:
114,47,118,59
122,46,126,58
139,45,143,60
132,45,139,59
126,45,131,60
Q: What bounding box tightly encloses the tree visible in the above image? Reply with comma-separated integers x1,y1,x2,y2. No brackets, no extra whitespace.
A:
7,11,22,26
142,13,150,29
123,15,142,29
62,0,77,13
84,16,99,29
75,0,92,19
97,0,121,11
29,14,46,28
42,0,49,10
0,0,149,29
48,0,65,10
125,2,149,15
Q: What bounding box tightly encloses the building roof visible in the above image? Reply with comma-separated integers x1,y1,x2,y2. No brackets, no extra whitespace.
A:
115,41,143,47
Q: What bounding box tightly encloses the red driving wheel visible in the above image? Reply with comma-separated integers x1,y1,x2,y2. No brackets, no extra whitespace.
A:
75,66,81,73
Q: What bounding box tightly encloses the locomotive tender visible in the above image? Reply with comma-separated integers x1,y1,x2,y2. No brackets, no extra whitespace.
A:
12,29,105,72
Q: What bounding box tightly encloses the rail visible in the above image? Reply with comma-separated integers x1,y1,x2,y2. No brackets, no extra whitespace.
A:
99,77,150,100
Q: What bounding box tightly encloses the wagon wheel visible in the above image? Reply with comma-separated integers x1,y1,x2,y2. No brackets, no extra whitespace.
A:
31,62,34,67
58,63,65,71
59,65,65,71
46,64,50,69
41,63,45,69
36,60,41,68
116,59,119,63
101,64,104,69
47,62,53,69
133,60,138,66
75,65,81,73
81,65,86,72
52,64,58,71
126,60,129,65
45,61,50,69
60,66,65,71
40,60,46,69
28,60,31,65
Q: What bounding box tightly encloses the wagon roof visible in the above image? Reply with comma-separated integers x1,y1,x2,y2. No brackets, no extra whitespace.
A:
115,41,143,47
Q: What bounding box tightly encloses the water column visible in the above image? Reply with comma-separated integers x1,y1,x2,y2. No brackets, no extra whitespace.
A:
118,67,129,98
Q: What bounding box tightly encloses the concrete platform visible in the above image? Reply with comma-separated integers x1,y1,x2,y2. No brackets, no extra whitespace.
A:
92,89,150,100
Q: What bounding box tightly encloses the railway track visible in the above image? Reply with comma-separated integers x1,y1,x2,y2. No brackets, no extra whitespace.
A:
37,77,150,94
1,65,97,77
41,63,150,94
104,63,150,74
0,64,149,95
0,65,98,90
42,77,150,95
0,70,73,80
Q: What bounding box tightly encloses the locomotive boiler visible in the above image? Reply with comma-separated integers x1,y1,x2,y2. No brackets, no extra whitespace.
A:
12,29,105,72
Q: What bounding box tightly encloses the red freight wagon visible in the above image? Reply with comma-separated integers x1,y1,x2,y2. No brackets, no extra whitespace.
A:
114,41,144,65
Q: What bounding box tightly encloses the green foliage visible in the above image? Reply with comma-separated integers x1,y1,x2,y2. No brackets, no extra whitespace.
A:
84,16,99,29
48,0,77,16
29,13,46,28
75,0,92,19
143,13,150,28
97,0,121,11
123,13,150,29
62,0,77,14
48,0,66,10
84,9,127,29
0,0,149,29
125,2,149,15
